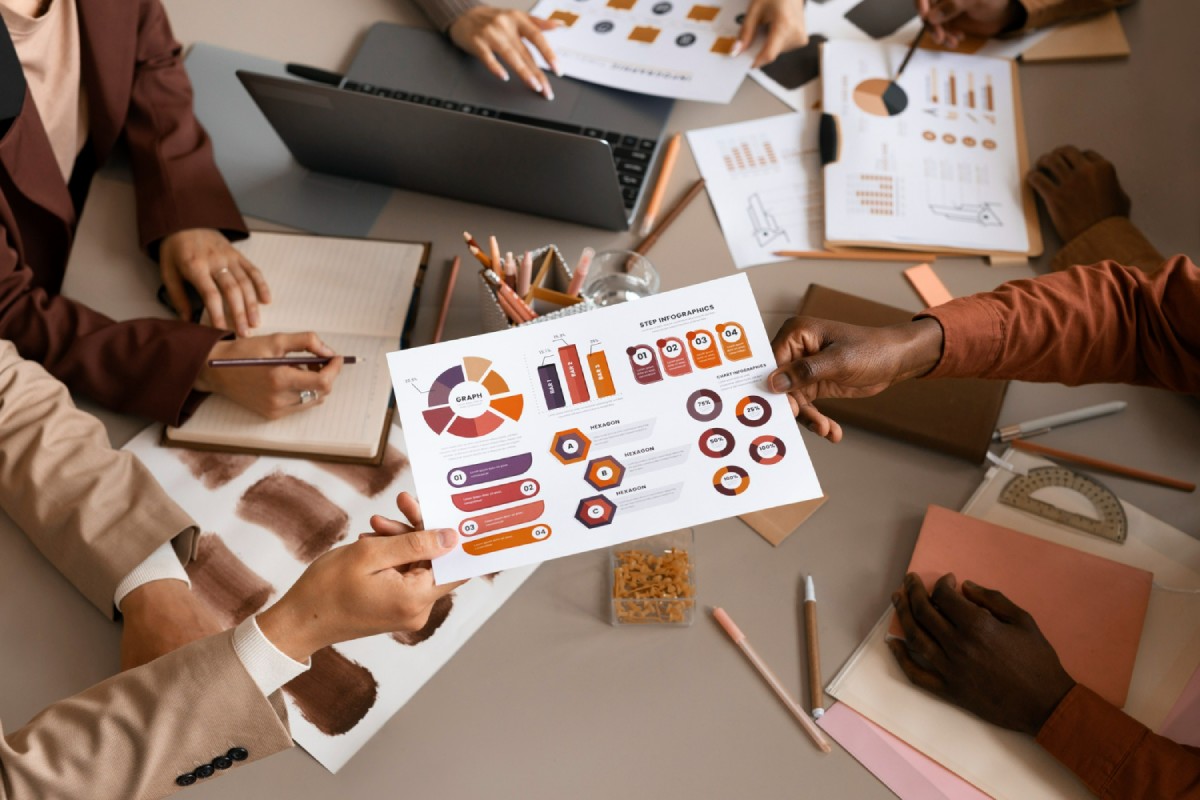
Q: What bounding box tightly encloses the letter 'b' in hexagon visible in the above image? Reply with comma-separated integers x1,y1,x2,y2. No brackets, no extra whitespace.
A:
575,495,617,528
584,456,625,490
551,429,592,465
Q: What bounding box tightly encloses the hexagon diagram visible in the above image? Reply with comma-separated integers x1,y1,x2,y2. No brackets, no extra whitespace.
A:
584,456,626,490
551,428,592,465
575,495,617,528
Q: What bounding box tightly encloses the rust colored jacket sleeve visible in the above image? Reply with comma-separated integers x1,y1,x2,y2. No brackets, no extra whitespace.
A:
919,256,1200,393
1037,685,1200,799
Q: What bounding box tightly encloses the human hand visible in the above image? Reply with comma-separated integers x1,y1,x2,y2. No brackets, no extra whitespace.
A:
256,492,463,662
1027,146,1131,244
734,0,807,69
767,316,944,441
194,332,343,419
889,573,1077,735
916,0,1025,48
449,6,562,99
119,579,224,671
159,228,271,338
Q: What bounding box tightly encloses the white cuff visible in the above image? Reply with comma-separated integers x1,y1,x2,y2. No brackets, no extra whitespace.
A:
113,540,190,611
232,616,311,697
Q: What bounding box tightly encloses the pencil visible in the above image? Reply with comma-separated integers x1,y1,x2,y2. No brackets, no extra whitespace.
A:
567,247,594,296
463,231,492,268
482,269,525,325
207,356,358,367
518,250,533,298
634,177,706,257
773,249,939,263
1011,439,1195,493
431,256,461,344
640,133,682,236
489,235,503,278
482,269,537,322
803,576,824,719
504,251,517,289
894,20,928,81
713,607,831,753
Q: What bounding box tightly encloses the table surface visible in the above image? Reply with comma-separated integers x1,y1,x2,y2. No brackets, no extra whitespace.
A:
2,1,1198,797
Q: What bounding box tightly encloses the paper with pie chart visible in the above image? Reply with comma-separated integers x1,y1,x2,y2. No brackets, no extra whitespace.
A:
821,40,1034,255
387,274,822,583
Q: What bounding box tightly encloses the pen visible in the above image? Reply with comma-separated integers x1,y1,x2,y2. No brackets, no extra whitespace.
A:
518,250,533,298
207,355,358,367
803,576,824,720
567,247,593,296
994,400,1127,442
504,251,517,289
712,607,832,753
893,20,928,82
773,249,938,263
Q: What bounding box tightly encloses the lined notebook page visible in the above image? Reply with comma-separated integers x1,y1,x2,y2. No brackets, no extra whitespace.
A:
166,232,425,460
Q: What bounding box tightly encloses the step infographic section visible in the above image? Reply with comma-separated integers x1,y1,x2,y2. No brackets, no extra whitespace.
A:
387,274,822,583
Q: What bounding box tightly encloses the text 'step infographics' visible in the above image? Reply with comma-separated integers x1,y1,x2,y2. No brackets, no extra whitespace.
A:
388,274,822,582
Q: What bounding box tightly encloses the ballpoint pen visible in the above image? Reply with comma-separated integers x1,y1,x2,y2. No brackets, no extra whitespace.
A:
994,401,1127,442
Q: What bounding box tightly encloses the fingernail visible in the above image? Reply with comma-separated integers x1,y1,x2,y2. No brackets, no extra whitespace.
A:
544,84,555,101
438,529,458,548
553,62,563,76
730,40,744,57
500,70,510,82
770,373,792,392
528,77,543,93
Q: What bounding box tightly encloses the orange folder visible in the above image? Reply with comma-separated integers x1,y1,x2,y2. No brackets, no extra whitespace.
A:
892,505,1152,708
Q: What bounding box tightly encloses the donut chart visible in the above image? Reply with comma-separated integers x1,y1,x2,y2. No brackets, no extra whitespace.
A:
713,465,750,496
699,427,735,458
735,395,772,427
687,388,723,421
749,435,786,465
423,356,524,438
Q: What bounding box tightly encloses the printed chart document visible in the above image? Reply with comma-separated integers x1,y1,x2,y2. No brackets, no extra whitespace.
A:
166,231,427,462
388,274,822,583
821,40,1038,255
530,0,753,102
688,112,823,269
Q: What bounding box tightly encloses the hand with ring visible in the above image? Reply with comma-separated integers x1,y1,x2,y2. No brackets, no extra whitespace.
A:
159,228,272,337
195,332,343,419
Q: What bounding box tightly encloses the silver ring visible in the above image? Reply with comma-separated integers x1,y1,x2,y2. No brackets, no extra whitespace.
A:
298,389,318,405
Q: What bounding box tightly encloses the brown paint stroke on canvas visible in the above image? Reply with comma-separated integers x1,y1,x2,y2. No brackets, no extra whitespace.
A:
391,593,454,646
185,533,274,628
237,472,348,563
315,445,409,498
283,646,378,736
176,449,258,490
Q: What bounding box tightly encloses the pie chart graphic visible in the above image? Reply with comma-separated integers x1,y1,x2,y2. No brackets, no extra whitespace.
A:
422,356,524,438
853,78,908,117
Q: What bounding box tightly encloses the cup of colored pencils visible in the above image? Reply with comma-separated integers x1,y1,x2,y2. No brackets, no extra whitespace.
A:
465,233,596,332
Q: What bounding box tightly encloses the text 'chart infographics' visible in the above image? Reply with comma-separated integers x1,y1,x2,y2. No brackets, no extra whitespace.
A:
388,275,822,582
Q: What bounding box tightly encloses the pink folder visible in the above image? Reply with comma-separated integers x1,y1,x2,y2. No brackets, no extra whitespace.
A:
892,505,1153,708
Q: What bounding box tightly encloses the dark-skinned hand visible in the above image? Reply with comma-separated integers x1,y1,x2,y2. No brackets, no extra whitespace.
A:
1027,146,1132,244
916,0,1026,48
889,572,1077,736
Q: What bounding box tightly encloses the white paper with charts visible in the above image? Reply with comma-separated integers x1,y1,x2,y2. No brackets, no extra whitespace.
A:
687,111,822,269
529,0,753,102
822,40,1031,254
387,275,821,583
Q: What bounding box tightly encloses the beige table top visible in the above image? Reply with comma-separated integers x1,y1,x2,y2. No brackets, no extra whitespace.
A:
1,1,1198,797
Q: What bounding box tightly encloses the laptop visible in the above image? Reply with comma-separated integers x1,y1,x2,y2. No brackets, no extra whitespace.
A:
237,23,674,230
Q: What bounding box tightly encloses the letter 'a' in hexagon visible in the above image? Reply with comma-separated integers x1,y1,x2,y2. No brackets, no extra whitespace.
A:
584,456,625,490
551,429,592,465
575,495,617,528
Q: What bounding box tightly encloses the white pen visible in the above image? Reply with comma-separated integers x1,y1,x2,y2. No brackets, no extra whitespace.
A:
993,400,1127,442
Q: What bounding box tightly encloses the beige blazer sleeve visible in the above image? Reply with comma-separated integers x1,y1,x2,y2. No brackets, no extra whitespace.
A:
409,0,480,32
0,340,198,618
0,629,293,799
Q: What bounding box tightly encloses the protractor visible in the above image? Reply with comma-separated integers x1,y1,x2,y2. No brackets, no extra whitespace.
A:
998,466,1128,543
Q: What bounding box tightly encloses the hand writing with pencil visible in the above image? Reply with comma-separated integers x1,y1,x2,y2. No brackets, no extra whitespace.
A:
448,6,562,99
734,0,808,69
159,228,271,338
767,316,945,441
195,332,344,419
889,572,1076,735
915,0,1026,48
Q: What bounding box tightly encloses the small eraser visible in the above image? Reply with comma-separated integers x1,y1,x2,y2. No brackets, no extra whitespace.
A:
712,607,744,641
904,263,954,308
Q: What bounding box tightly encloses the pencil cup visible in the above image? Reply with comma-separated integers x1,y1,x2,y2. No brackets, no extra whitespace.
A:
610,529,696,626
581,250,660,307
479,244,573,333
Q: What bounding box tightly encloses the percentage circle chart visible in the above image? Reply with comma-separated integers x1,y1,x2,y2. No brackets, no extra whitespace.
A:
698,427,736,458
735,395,772,427
713,465,750,496
749,435,786,465
853,78,908,117
687,388,723,421
422,356,524,438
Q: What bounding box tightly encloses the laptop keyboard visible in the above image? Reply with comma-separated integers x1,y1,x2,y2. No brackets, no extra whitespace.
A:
342,80,658,211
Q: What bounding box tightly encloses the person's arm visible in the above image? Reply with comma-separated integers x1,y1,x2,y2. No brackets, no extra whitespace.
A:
1016,0,1132,32
916,0,1134,47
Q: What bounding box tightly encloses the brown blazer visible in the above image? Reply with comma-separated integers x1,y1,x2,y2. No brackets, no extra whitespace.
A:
0,0,245,426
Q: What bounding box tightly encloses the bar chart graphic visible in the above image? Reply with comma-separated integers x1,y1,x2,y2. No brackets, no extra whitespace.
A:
719,135,785,175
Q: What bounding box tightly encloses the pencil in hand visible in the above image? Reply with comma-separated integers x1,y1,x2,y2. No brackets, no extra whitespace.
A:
207,355,359,367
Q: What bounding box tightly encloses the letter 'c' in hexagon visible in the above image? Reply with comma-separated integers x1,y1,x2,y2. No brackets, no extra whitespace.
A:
575,495,617,528
551,429,592,465
584,456,625,490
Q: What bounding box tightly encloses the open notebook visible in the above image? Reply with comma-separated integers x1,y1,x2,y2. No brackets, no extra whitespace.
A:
164,231,428,463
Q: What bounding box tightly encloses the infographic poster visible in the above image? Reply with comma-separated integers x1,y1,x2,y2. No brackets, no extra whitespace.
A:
387,274,821,583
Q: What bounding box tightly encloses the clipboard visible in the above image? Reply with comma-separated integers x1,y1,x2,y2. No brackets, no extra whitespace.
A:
818,43,1042,258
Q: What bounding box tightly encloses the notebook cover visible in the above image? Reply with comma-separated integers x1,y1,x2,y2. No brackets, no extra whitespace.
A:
891,506,1153,707
797,285,1007,462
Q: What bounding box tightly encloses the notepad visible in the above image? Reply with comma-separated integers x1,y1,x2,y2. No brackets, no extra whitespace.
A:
164,231,428,463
